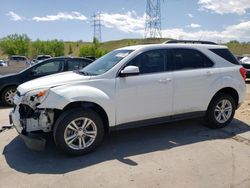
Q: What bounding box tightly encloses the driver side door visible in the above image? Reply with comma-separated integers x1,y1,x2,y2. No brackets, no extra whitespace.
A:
115,49,174,125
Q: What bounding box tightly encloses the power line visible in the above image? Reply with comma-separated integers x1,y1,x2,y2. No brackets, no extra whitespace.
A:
145,0,162,38
92,13,102,42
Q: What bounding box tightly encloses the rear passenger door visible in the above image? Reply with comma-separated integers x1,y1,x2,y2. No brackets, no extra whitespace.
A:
171,49,215,114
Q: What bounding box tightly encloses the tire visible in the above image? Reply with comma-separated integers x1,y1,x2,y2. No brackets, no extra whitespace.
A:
1,86,17,106
205,93,236,129
53,108,105,156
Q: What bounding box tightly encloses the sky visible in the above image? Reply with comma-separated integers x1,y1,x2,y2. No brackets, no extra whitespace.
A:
0,0,250,42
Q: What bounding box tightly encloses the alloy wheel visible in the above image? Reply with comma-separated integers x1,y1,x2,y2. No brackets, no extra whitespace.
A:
64,117,97,150
214,99,233,123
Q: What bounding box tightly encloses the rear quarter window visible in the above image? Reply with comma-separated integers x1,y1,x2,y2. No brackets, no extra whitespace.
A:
210,49,239,65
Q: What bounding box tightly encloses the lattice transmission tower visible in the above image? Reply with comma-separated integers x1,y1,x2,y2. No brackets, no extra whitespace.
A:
92,13,102,42
145,0,162,38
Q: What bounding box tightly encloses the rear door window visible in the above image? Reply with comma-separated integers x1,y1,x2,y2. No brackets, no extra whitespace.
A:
171,49,214,70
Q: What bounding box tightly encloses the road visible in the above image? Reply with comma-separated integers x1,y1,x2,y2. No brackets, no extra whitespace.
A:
0,85,250,188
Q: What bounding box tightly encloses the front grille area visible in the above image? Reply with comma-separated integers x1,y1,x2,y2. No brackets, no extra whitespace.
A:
19,104,35,119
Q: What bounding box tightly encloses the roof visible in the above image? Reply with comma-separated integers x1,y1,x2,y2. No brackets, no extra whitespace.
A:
118,43,227,51
42,56,94,62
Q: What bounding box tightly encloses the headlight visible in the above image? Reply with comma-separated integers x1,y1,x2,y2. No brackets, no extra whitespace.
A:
24,88,49,104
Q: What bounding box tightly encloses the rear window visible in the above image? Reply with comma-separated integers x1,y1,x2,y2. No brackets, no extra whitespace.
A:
210,49,239,65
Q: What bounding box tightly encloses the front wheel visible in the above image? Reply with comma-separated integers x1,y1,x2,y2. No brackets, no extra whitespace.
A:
53,109,105,156
205,94,236,129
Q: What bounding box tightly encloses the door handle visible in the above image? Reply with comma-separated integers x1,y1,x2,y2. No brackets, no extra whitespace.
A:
158,78,172,83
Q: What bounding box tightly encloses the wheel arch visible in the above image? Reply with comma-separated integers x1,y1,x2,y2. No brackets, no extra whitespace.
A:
56,101,110,135
0,84,18,95
208,87,239,110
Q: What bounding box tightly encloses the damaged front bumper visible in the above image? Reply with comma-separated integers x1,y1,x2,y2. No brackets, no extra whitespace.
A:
9,107,47,151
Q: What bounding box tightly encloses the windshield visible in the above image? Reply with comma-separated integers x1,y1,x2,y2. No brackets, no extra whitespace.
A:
80,50,133,75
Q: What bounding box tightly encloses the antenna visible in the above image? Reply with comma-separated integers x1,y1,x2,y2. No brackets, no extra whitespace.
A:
145,0,162,38
92,13,102,42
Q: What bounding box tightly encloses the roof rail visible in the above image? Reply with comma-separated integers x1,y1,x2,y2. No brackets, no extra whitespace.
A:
164,40,217,45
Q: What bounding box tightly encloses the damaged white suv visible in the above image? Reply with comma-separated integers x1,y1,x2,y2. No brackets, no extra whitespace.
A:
10,40,246,155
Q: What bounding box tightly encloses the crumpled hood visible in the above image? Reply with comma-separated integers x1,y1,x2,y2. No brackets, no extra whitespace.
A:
18,71,91,95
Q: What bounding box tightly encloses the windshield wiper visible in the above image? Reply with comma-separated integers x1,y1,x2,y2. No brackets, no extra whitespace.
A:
77,70,89,76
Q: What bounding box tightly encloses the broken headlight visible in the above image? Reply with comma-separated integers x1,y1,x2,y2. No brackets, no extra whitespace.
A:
23,88,49,105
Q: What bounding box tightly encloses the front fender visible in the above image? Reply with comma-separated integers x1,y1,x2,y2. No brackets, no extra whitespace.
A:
38,85,115,126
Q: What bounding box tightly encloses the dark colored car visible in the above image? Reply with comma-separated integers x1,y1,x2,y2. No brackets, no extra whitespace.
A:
0,57,93,105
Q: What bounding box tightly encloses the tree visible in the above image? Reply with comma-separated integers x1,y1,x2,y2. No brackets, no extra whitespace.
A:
79,38,107,58
0,34,30,57
68,44,73,54
30,39,64,58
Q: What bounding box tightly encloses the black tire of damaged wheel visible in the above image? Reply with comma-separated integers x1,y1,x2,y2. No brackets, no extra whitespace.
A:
205,93,236,129
53,108,105,156
1,86,17,106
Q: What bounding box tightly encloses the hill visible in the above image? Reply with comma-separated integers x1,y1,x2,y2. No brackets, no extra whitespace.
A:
1,37,249,59
64,38,250,57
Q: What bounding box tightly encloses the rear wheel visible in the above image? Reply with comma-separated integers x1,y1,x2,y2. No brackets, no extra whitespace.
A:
1,86,17,106
53,108,105,156
205,94,236,129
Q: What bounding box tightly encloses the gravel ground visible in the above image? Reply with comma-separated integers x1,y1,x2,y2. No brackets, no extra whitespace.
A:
0,84,250,188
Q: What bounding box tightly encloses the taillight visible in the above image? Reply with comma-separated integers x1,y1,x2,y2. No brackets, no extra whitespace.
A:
240,67,247,80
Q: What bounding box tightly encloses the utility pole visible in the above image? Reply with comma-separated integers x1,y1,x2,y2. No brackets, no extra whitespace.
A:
145,0,162,38
92,13,102,42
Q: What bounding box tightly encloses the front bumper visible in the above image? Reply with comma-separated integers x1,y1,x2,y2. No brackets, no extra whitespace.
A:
9,108,46,151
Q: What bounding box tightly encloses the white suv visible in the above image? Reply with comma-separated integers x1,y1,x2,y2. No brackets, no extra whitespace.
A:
10,40,246,155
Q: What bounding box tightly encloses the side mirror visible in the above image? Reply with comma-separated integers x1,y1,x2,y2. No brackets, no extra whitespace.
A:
120,66,140,77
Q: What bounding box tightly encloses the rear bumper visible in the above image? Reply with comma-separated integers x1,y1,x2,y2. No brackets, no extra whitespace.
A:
9,109,46,151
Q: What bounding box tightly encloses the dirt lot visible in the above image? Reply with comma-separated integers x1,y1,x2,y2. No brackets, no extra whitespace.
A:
0,84,250,188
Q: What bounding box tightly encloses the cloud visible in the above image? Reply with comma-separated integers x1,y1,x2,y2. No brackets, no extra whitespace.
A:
6,11,25,21
161,21,250,42
188,13,194,18
187,23,201,28
198,0,250,15
100,11,250,42
32,11,87,22
101,11,145,33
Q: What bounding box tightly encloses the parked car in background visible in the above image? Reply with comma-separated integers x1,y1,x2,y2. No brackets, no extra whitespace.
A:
0,57,93,105
239,55,250,78
10,40,246,155
8,55,29,66
36,55,52,62
0,60,7,67
30,55,52,65
0,56,30,75
236,55,244,61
